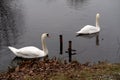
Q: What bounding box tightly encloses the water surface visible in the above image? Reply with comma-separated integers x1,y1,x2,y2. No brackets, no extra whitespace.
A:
0,0,120,72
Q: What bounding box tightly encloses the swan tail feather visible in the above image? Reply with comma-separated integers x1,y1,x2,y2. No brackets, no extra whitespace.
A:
8,46,18,55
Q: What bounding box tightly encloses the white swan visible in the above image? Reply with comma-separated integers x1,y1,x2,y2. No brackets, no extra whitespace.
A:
8,33,49,58
76,13,100,34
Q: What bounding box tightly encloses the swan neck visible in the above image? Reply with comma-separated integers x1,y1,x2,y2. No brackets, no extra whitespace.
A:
41,36,48,55
96,15,99,27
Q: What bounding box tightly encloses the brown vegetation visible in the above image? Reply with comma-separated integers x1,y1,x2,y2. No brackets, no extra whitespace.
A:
0,57,120,80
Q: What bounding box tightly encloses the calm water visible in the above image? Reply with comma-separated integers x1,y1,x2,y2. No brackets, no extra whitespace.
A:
0,0,120,72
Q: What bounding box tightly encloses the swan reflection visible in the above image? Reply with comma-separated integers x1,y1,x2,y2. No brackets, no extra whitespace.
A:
76,33,100,46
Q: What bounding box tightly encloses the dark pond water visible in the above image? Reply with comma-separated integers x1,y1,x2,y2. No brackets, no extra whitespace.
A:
0,0,120,72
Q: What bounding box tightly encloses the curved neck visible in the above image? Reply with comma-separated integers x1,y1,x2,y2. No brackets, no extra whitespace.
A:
41,36,48,55
96,15,99,27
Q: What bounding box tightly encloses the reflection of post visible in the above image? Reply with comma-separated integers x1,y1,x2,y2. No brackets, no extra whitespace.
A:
59,35,63,54
68,41,72,62
96,34,99,46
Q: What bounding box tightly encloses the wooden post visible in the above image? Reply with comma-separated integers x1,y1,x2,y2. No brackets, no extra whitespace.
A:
68,41,72,62
59,35,63,54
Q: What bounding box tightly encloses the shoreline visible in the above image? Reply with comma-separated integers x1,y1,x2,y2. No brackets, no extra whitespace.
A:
0,57,120,80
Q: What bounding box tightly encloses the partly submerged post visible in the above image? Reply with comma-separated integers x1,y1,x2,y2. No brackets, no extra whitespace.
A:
59,35,63,54
68,41,72,62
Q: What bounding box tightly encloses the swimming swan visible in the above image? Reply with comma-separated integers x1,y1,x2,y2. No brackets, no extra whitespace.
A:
8,33,49,58
76,13,100,34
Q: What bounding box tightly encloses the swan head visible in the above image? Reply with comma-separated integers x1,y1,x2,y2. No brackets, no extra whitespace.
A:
42,33,49,38
96,13,100,18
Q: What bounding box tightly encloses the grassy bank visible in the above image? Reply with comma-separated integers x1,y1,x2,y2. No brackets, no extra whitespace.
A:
0,58,120,80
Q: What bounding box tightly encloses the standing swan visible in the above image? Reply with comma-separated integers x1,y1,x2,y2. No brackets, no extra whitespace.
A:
76,13,100,34
8,33,49,58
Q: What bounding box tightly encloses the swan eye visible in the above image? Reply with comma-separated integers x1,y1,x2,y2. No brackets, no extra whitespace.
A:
46,33,49,37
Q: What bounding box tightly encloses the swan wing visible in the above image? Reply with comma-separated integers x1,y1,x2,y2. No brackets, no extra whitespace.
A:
17,46,44,58
77,25,99,34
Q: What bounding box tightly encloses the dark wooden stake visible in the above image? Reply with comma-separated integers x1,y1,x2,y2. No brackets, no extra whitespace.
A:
59,35,63,54
68,41,72,62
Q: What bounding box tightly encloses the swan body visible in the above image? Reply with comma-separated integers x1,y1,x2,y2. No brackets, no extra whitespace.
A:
76,13,100,34
8,33,49,58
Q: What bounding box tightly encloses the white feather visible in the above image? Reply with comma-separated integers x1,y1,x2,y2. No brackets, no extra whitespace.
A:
8,33,49,58
77,13,100,34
